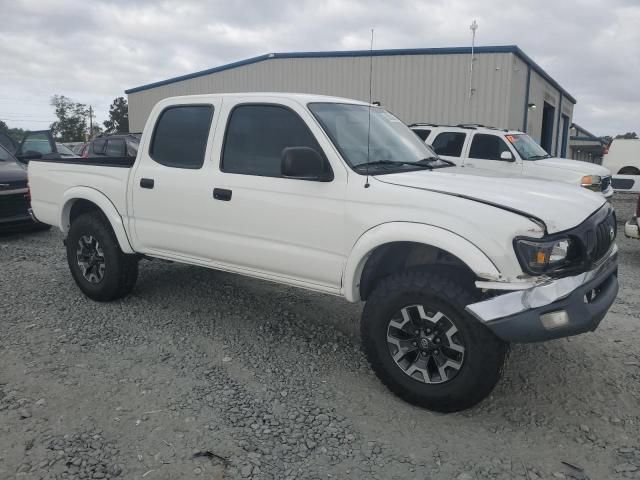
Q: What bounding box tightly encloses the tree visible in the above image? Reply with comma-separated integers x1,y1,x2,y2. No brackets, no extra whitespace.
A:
615,132,638,140
103,97,129,134
0,120,26,145
50,95,88,142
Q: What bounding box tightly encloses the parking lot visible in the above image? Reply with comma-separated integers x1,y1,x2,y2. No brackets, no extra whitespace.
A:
0,195,638,480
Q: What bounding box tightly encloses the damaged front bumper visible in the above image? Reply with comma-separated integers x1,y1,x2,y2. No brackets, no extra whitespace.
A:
466,245,619,343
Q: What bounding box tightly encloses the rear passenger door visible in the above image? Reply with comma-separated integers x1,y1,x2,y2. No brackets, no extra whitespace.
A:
464,133,521,175
130,99,222,256
429,131,467,165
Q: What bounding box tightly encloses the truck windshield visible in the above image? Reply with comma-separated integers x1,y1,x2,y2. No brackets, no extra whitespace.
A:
308,103,452,173
506,134,551,160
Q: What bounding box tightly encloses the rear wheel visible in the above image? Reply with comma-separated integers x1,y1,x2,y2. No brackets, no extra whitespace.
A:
361,270,508,412
66,212,138,301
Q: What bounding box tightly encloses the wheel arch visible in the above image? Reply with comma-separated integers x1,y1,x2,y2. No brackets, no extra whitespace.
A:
60,187,134,254
342,222,501,302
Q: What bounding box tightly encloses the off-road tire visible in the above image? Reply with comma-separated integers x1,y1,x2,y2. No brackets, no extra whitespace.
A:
361,270,508,412
66,212,138,301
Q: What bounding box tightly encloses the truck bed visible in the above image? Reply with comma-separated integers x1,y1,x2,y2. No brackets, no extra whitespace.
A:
28,157,133,230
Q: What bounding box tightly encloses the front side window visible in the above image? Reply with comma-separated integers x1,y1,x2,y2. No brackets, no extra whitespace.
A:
221,104,324,177
431,132,466,157
308,103,449,173
507,134,550,160
469,134,512,160
150,105,213,169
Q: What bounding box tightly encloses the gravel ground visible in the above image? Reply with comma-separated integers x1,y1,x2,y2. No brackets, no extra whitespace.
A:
1,195,639,480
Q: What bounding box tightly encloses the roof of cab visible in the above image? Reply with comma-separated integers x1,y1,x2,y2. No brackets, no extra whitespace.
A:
156,92,371,106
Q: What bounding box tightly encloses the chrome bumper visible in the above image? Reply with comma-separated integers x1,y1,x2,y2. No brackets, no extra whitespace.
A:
466,246,619,342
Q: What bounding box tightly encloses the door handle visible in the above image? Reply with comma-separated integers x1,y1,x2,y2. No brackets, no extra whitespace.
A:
140,178,154,189
213,188,232,201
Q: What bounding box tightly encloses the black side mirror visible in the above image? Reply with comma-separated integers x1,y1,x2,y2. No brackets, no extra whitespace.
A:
281,147,333,182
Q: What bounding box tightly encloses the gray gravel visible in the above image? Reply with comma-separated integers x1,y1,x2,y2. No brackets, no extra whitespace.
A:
1,195,639,480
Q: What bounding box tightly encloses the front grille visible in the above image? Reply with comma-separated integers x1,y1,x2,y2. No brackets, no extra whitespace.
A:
0,193,30,219
584,209,616,263
601,176,611,192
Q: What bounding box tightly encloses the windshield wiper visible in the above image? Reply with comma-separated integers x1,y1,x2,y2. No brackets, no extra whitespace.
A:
416,156,455,167
527,154,551,160
354,160,434,171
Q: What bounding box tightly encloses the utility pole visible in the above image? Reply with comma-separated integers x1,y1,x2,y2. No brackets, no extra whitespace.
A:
468,20,478,102
88,105,93,140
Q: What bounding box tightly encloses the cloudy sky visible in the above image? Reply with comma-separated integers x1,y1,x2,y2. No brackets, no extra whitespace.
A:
1,0,638,136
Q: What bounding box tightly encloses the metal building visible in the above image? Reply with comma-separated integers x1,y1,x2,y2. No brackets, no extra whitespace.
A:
568,123,606,164
126,45,576,157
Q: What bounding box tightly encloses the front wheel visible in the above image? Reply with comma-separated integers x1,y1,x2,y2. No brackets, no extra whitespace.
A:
66,212,139,302
361,270,508,412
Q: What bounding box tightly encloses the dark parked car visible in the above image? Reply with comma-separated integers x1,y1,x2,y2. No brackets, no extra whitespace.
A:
0,143,47,232
82,133,139,159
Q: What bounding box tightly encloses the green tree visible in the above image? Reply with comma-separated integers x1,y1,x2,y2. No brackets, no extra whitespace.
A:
50,95,88,142
103,97,129,133
0,120,26,146
614,132,638,140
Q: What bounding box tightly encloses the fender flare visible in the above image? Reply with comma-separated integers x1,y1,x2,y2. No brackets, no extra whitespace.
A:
342,222,501,302
60,187,135,254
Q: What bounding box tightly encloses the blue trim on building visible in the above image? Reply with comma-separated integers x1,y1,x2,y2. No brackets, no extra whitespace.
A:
555,93,563,156
125,45,577,104
522,65,532,132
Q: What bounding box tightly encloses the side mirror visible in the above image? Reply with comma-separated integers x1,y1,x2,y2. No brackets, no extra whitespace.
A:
500,151,514,161
281,147,333,182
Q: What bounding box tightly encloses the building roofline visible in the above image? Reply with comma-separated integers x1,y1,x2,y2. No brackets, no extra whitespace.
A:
570,122,599,139
125,44,576,103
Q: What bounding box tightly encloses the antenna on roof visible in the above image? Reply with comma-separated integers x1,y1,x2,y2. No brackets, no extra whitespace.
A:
364,28,374,189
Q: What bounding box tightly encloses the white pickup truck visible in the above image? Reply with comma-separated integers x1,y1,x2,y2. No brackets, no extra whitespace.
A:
29,93,619,413
410,124,614,198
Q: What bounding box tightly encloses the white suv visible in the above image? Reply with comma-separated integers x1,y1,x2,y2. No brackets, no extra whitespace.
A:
411,124,613,198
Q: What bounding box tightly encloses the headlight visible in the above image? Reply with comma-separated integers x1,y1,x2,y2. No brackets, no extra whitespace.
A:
581,175,602,191
514,238,573,274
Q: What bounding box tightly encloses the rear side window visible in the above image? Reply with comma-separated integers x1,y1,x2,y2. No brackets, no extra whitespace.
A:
105,139,126,157
413,129,431,141
221,104,323,177
92,139,106,155
431,132,466,157
469,134,512,160
150,105,214,169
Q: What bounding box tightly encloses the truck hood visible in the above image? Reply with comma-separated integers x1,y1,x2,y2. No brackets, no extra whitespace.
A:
374,168,606,234
530,157,611,176
0,159,27,187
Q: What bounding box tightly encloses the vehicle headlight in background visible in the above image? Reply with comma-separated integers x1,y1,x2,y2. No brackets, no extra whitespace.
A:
581,175,602,191
515,238,573,274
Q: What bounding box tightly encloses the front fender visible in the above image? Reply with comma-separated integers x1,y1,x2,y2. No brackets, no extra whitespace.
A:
60,187,134,254
342,222,501,302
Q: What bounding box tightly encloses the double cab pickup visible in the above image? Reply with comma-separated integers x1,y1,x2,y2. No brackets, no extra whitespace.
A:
29,93,619,412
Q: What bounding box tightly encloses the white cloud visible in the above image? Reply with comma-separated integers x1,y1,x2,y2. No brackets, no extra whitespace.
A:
0,0,638,136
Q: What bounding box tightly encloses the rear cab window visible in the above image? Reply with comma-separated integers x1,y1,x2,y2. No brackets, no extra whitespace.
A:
431,132,466,157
